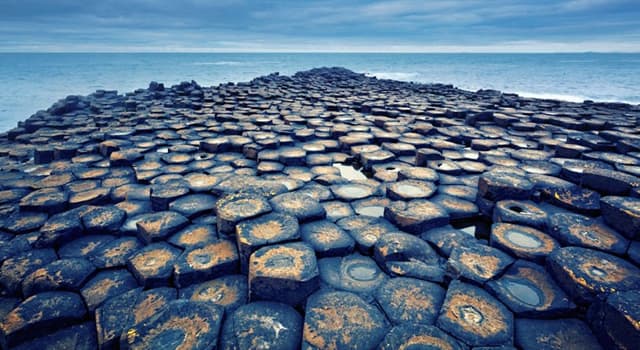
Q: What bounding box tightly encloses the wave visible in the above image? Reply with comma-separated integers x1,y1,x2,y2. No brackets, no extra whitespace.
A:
515,91,640,105
514,91,586,103
365,71,420,81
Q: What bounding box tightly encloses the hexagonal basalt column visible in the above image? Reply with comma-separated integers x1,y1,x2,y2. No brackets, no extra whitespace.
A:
174,239,239,288
514,318,602,350
127,242,182,287
136,211,190,244
269,192,326,223
547,246,640,304
490,223,559,264
387,180,437,201
548,212,629,255
587,290,640,350
436,280,514,347
121,300,223,350
0,291,87,348
375,277,446,326
236,212,299,273
446,244,514,284
384,200,449,234
215,192,272,236
179,274,247,314
303,290,390,349
486,260,575,317
379,324,466,350
248,242,319,306
600,196,640,239
300,220,355,258
373,232,444,283
477,171,533,204
317,253,388,302
220,301,303,350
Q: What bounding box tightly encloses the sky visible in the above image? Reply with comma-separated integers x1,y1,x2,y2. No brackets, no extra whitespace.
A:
1,0,639,52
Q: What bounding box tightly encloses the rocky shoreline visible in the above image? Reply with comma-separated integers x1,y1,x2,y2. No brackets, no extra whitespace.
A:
0,67,639,349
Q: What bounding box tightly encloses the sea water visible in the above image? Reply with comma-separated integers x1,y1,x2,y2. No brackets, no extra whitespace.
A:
1,52,639,131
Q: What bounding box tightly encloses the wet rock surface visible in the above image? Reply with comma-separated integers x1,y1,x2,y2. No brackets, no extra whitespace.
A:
0,67,639,348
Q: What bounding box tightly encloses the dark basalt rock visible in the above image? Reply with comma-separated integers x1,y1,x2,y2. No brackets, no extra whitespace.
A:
95,288,142,350
514,318,602,350
490,223,559,264
121,300,223,350
215,192,272,235
384,199,450,234
220,301,303,350
587,290,640,350
421,225,478,257
431,194,479,220
375,277,446,326
80,269,138,312
248,242,319,306
379,324,467,350
168,193,217,219
547,246,640,304
21,258,96,296
374,232,444,282
317,253,388,301
127,242,181,287
300,220,355,257
269,192,326,222
0,291,87,348
447,243,514,284
600,195,640,239
174,239,239,288
436,280,514,347
82,205,127,234
548,212,629,255
236,212,299,273
302,290,390,349
2,211,49,234
12,322,97,350
486,260,575,317
89,236,143,269
136,211,189,244
548,186,601,216
492,200,548,230
19,187,69,214
478,171,533,202
179,274,247,314
58,234,116,259
167,223,218,249
583,167,640,195
0,248,58,295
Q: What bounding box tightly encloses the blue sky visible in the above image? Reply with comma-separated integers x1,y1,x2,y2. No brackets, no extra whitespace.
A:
1,0,639,52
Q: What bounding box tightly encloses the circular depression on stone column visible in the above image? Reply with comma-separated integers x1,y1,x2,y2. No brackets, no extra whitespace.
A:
387,180,436,201
318,254,387,298
330,183,376,201
548,212,629,255
490,223,559,263
547,246,640,304
436,280,513,347
486,260,575,317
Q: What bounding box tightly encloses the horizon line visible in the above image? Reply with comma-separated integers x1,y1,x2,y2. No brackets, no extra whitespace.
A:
2,50,640,54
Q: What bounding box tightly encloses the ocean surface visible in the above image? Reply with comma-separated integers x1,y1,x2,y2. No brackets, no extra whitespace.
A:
1,52,639,131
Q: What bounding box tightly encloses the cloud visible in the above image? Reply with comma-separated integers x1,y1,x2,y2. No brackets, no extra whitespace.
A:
0,0,638,52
